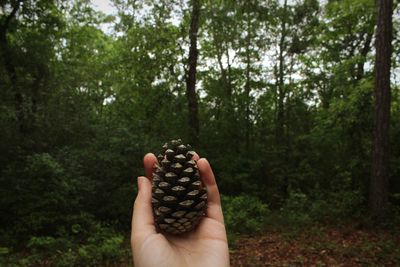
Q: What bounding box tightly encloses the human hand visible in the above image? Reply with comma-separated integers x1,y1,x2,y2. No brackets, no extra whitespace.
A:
131,153,230,267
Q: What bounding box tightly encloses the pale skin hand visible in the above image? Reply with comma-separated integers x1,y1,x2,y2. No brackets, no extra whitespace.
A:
131,153,230,267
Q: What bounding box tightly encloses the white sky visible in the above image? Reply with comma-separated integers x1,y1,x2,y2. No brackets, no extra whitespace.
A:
91,0,118,34
91,0,117,15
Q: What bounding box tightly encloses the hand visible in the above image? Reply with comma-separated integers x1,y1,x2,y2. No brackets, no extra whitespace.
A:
131,153,230,267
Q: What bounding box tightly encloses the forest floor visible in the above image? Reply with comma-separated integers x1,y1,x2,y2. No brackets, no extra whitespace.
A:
229,223,400,267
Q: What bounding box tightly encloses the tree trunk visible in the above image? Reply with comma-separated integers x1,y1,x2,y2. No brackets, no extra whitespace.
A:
370,0,393,222
186,0,200,145
214,35,232,121
0,0,23,132
276,0,287,147
356,31,373,81
275,0,289,196
244,15,251,152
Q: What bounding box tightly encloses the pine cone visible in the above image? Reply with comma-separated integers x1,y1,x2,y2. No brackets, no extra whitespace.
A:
152,139,207,234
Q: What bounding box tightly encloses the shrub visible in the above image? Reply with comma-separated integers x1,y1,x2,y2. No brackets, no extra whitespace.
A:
1,224,129,267
221,194,268,246
221,194,268,235
71,223,127,266
279,189,365,228
1,153,70,242
280,191,312,227
310,190,365,222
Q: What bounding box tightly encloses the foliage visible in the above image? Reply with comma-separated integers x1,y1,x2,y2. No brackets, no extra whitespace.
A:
280,191,312,227
0,223,129,267
310,190,365,221
277,189,366,230
0,0,399,264
222,194,268,246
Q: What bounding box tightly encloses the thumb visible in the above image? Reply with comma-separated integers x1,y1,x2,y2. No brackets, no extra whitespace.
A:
131,176,156,238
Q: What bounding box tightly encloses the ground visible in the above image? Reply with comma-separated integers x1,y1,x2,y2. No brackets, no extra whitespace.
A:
229,224,400,267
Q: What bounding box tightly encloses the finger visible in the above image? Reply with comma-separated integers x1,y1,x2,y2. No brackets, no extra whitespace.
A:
144,153,157,179
197,158,224,224
132,176,156,238
193,152,200,161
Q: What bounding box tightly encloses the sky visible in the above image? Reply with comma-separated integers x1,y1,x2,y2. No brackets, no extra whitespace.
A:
91,0,116,15
91,0,117,34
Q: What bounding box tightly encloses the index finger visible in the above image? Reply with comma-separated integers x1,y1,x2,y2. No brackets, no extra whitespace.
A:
144,153,157,179
197,158,224,224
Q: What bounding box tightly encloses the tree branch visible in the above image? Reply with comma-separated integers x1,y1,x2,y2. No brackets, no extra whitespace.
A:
1,0,22,30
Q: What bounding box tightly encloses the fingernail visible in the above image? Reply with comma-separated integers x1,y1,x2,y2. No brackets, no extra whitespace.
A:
202,158,209,166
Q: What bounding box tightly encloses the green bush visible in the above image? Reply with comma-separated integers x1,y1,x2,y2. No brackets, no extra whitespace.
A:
0,153,71,242
1,223,129,267
221,194,268,235
280,191,312,227
221,194,268,246
283,191,309,213
278,189,366,228
310,190,365,221
70,223,127,266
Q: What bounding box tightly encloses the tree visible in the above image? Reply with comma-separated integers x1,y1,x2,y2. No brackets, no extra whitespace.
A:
186,0,200,145
304,0,375,109
370,0,393,221
0,0,23,131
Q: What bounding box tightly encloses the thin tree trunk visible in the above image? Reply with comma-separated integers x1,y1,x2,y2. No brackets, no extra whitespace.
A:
370,0,393,222
186,0,200,145
215,43,232,99
276,0,287,147
275,0,289,196
244,15,251,152
356,31,373,81
0,0,23,132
